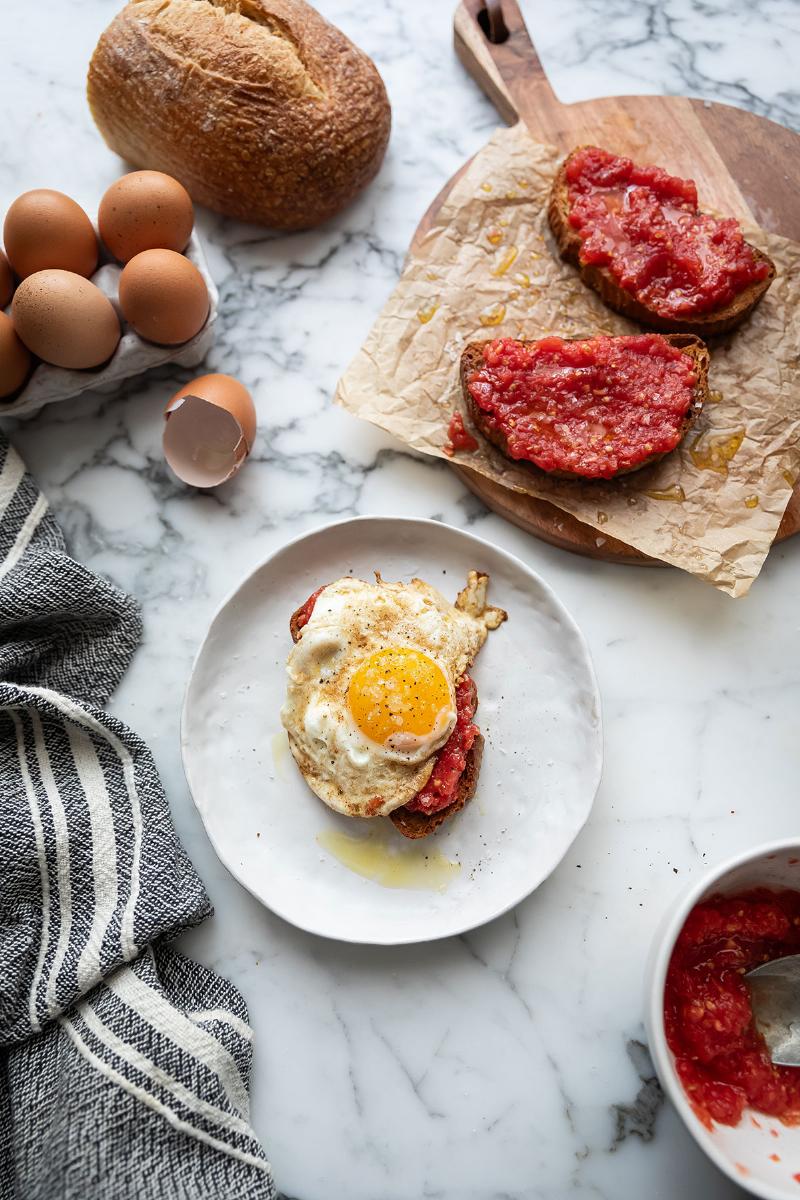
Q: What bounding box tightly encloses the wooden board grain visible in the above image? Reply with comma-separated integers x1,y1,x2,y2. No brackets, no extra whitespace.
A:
412,0,800,563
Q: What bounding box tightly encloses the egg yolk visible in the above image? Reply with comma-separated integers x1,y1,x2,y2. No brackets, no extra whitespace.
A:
347,647,453,747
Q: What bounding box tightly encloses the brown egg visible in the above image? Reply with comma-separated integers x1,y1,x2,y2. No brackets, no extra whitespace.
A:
163,374,256,487
99,171,195,263
3,190,98,279
13,270,120,369
0,250,13,308
0,312,32,398
119,249,209,345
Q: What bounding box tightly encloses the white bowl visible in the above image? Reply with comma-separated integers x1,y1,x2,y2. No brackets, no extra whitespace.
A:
645,839,800,1199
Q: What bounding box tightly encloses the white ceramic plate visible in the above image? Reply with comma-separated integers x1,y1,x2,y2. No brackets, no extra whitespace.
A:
182,517,603,944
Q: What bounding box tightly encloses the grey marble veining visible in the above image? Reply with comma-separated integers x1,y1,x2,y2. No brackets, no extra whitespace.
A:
3,1,799,1197
527,0,800,126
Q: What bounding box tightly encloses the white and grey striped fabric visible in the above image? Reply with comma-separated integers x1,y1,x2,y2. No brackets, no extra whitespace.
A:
0,437,275,1199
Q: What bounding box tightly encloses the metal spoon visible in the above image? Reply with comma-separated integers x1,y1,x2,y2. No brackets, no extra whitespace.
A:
746,955,800,1067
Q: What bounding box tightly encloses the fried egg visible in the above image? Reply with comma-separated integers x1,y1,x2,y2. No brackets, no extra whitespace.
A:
281,571,506,818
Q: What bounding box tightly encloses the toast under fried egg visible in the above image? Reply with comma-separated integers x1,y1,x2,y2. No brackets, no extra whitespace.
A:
281,571,506,838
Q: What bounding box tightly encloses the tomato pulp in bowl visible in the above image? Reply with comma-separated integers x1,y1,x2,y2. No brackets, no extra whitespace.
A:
665,889,800,1129
645,843,800,1200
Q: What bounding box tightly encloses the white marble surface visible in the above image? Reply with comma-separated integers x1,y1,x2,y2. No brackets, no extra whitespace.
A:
3,2,799,1197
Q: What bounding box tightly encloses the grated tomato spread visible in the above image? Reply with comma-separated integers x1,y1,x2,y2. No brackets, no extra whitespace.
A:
467,333,697,479
565,145,769,318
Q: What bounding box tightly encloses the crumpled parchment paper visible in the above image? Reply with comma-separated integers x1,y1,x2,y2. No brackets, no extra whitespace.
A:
335,123,800,597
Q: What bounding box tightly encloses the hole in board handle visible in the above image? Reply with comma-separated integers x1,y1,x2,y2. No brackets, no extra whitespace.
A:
477,0,510,44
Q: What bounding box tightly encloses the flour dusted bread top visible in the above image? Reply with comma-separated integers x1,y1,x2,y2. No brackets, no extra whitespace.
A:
87,0,391,230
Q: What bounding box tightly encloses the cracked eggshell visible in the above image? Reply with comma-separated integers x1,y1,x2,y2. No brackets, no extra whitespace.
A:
163,373,256,488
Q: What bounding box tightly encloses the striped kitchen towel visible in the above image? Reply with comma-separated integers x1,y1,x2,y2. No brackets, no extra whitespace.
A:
0,437,275,1200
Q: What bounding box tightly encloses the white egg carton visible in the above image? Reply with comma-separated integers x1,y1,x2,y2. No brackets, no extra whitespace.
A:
2,227,218,419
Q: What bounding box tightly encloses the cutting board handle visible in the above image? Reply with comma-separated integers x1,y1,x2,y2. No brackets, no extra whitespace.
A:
454,0,564,130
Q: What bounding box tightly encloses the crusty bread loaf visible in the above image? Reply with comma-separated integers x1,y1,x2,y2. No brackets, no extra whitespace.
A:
461,333,710,480
87,0,391,230
548,151,775,337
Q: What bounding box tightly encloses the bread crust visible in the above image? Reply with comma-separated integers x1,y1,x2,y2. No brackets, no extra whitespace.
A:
461,332,709,481
548,150,775,337
289,601,484,839
87,0,391,230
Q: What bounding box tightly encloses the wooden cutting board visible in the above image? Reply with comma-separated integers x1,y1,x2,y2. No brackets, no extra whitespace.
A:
412,0,800,564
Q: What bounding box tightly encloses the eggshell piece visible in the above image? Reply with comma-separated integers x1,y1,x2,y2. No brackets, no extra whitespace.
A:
163,394,250,487
3,190,98,279
119,249,209,345
0,312,32,398
13,269,121,369
0,250,13,308
167,374,256,450
98,171,195,263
